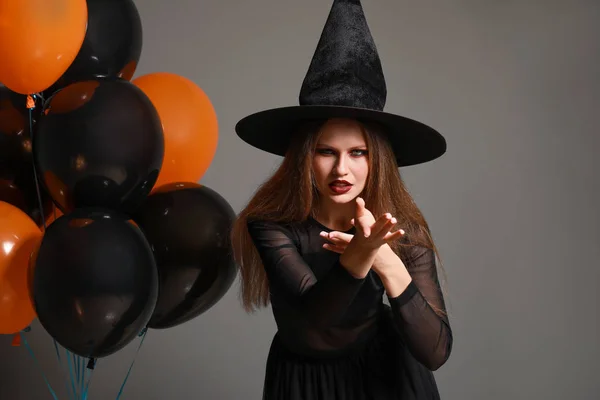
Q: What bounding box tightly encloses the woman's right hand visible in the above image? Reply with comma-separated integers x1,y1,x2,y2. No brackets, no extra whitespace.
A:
350,197,404,250
338,197,404,279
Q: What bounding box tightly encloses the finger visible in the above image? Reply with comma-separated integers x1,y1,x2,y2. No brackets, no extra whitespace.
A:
361,221,371,238
355,202,378,231
355,200,371,236
355,211,373,238
330,231,353,243
356,197,365,208
355,197,365,218
319,231,336,243
353,215,371,237
320,231,353,244
383,229,405,242
323,235,345,245
369,213,394,237
371,216,399,241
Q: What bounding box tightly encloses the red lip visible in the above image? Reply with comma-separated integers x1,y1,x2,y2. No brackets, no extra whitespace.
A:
329,180,352,186
328,180,353,194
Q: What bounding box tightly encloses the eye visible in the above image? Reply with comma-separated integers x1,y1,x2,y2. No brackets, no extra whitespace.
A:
315,148,335,155
351,149,368,157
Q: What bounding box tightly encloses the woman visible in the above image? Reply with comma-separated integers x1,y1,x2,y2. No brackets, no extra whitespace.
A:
232,1,452,398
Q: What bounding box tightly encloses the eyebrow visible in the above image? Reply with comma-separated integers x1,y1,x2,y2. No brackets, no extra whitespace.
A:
315,143,368,149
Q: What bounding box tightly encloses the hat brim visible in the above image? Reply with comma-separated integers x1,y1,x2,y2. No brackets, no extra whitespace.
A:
235,105,446,167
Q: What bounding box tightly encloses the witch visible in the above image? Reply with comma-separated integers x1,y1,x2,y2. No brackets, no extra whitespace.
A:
231,0,452,398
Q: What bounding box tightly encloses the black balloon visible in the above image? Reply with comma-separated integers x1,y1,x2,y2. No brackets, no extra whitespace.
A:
43,0,143,98
0,86,52,226
133,182,238,329
33,79,164,215
31,208,158,358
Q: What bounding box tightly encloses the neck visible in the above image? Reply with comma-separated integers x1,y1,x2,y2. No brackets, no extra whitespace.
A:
314,198,355,231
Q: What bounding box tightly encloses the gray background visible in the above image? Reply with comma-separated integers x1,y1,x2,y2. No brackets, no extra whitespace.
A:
1,0,599,399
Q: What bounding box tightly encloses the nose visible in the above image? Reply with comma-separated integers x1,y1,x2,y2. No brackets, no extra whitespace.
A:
333,153,349,176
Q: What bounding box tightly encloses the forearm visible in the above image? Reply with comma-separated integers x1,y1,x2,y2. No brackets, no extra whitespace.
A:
388,291,453,370
374,244,412,298
384,246,453,370
339,241,379,279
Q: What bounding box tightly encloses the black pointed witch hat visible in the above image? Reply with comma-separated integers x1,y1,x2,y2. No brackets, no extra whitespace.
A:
235,0,446,167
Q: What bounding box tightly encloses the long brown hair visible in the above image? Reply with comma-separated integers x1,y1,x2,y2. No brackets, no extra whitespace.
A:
231,119,444,313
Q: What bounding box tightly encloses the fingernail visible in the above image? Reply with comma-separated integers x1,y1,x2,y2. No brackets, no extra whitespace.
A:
319,231,327,236
391,218,397,224
385,213,392,219
400,229,405,234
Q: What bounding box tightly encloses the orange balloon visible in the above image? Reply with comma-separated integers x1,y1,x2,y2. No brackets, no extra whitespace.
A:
132,73,218,189
0,0,88,94
0,201,42,334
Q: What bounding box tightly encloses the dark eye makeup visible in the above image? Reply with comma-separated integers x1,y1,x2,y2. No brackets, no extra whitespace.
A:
315,147,368,156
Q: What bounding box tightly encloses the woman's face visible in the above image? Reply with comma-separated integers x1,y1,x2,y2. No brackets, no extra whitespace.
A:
312,118,369,205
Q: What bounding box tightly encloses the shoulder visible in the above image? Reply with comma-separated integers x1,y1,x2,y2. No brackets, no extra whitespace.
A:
246,218,295,233
247,218,311,244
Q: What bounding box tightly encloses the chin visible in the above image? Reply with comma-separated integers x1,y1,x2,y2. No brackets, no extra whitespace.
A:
327,192,357,204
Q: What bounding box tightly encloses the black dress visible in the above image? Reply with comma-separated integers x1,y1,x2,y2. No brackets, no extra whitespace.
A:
247,217,453,400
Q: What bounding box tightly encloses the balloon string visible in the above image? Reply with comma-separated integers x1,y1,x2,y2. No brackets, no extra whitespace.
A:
80,358,85,399
81,358,97,400
78,354,83,392
53,339,76,400
115,328,148,400
26,94,49,232
19,331,59,400
66,352,79,397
